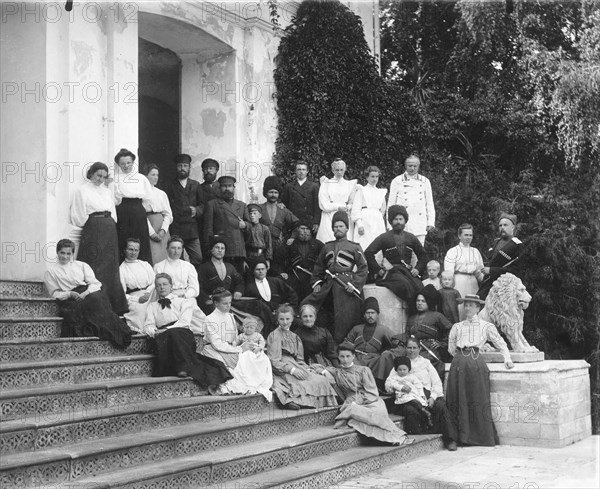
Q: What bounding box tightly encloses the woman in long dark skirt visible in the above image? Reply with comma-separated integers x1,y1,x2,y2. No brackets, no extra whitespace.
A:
70,161,128,315
144,273,232,387
44,239,132,348
113,148,153,264
446,294,514,446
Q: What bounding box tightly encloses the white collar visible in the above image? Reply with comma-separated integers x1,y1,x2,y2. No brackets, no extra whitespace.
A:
178,178,188,188
297,177,307,185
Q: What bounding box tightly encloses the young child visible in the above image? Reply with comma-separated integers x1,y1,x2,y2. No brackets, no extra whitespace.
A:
385,356,433,429
245,204,273,275
439,271,461,324
422,260,441,290
235,317,266,350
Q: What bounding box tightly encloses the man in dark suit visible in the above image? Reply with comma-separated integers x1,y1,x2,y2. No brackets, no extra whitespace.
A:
260,176,299,276
162,154,204,265
244,257,299,337
285,220,324,301
478,213,523,300
199,158,221,258
281,161,321,235
203,175,250,275
197,236,244,314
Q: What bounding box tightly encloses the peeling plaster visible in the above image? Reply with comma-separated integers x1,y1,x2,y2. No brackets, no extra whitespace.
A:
201,109,226,137
71,41,93,76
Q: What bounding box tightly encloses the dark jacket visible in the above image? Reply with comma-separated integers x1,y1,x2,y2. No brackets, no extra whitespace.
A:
163,179,204,239
204,198,250,258
281,180,321,227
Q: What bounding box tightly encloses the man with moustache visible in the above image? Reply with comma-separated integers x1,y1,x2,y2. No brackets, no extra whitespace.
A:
286,221,324,301
199,158,221,257
163,154,204,265
477,213,523,300
387,155,435,246
204,175,250,275
344,297,406,392
302,211,368,343
281,161,321,235
364,205,425,303
260,176,299,276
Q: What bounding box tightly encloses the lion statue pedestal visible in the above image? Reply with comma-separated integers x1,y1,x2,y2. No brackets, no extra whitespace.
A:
478,273,544,363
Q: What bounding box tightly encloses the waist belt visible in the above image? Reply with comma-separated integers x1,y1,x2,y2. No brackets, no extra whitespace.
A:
146,211,161,216
89,211,111,218
458,346,479,353
157,320,177,330
454,271,474,275
70,284,89,294
247,246,264,254
121,198,142,204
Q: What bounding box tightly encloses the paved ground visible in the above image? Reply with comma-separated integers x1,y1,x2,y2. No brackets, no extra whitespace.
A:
337,435,599,489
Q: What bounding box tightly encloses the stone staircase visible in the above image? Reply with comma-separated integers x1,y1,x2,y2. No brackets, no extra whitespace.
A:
0,280,443,488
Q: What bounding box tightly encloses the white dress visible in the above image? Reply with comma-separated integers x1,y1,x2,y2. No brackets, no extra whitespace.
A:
316,177,357,243
119,259,155,333
351,184,387,251
202,309,273,400
444,243,484,319
144,184,173,263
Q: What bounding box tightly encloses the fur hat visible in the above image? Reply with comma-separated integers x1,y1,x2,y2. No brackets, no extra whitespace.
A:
363,296,380,314
418,284,440,311
331,211,349,229
263,176,282,197
209,235,227,249
388,205,409,225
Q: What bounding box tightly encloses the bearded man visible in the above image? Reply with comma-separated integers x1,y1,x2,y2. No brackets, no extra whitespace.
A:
163,154,205,265
344,297,406,392
199,158,221,257
364,205,425,302
285,220,324,301
301,211,368,343
260,176,299,275
204,175,250,275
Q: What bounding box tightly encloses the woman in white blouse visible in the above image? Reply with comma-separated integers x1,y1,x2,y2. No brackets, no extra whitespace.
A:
45,239,132,348
119,238,155,333
143,164,172,264
144,274,232,386
351,165,387,252
443,223,484,319
316,158,357,244
70,162,128,314
447,295,513,447
202,288,273,400
112,148,153,264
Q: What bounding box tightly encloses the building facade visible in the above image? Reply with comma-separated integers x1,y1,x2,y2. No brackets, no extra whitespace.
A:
1,0,379,281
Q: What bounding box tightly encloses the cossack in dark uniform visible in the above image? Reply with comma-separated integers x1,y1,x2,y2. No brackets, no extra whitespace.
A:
302,212,368,343
477,236,522,300
286,236,324,301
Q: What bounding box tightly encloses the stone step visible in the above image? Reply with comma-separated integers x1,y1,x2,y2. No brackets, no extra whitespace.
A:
69,424,436,489
0,335,150,363
0,297,58,318
1,393,268,456
0,355,155,391
0,318,63,341
0,281,46,298
229,434,443,489
1,405,369,488
0,376,206,421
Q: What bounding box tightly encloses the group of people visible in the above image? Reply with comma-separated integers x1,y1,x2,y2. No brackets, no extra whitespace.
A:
44,150,524,451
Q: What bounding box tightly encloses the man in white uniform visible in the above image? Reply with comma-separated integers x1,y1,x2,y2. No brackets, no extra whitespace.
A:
387,155,435,245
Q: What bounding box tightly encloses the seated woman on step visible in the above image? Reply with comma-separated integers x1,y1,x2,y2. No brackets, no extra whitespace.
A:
44,238,132,348
267,304,338,410
201,288,273,400
143,273,232,387
313,343,410,445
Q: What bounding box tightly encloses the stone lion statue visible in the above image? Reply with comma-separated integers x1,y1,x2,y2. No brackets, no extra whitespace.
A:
479,273,537,353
